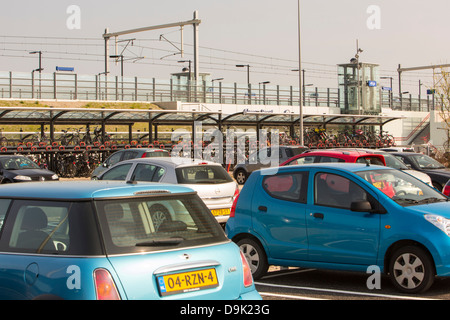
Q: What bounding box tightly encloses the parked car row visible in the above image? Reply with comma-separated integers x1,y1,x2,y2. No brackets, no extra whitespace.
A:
1,144,449,299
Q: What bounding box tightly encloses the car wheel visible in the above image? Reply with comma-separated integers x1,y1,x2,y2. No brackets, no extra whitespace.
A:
388,246,435,293
149,204,171,231
235,169,247,185
237,238,268,280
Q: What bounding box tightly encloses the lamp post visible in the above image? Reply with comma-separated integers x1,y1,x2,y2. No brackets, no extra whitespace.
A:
351,40,363,114
236,64,250,85
259,81,270,104
297,0,304,146
179,60,192,101
178,60,192,81
236,64,251,104
380,76,393,109
109,55,124,77
30,51,43,99
211,78,224,103
110,55,124,99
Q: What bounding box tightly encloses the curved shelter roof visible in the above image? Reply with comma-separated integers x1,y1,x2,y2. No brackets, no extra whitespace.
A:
0,106,403,140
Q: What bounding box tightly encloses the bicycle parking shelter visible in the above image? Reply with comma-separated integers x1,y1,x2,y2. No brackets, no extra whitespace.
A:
0,106,403,145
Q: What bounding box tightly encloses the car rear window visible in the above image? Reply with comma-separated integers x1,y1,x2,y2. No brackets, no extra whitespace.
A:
144,150,170,157
287,147,307,157
0,200,102,255
95,194,227,255
356,156,385,166
175,165,233,184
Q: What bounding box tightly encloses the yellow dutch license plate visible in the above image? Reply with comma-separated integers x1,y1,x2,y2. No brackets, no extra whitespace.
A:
211,208,230,217
157,268,219,296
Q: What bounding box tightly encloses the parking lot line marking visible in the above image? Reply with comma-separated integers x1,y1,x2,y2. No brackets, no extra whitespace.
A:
262,268,315,279
259,292,328,300
255,282,439,300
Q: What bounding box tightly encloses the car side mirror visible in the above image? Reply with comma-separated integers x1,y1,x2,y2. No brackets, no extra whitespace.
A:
350,200,373,212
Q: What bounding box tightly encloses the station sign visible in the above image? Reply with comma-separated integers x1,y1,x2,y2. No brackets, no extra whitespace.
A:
56,66,75,72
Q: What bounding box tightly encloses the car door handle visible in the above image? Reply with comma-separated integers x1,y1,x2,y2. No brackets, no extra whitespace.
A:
258,206,268,212
312,213,324,220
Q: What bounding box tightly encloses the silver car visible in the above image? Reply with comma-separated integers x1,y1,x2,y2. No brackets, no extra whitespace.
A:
96,157,239,226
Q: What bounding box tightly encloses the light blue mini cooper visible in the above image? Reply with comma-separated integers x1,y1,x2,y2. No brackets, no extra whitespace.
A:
226,163,450,294
0,181,260,300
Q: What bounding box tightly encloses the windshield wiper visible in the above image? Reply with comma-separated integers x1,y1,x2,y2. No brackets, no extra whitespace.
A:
392,197,419,204
135,237,184,247
416,197,447,204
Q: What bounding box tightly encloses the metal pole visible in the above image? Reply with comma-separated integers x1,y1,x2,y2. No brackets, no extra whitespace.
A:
104,28,110,75
398,64,402,109
298,0,304,145
193,11,200,82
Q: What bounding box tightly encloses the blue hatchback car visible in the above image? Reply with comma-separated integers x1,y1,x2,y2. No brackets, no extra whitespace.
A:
226,163,450,293
0,181,260,300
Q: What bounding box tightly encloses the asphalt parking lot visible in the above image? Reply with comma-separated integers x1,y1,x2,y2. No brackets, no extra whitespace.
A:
256,266,450,300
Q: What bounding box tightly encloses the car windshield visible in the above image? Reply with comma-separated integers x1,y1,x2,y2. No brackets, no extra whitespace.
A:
95,194,227,254
377,153,408,170
175,165,233,184
356,168,447,206
409,154,446,169
0,157,40,170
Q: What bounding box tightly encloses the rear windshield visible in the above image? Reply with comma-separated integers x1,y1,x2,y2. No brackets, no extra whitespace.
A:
0,200,102,256
175,165,233,184
356,156,385,166
95,194,227,255
287,147,307,157
144,150,170,157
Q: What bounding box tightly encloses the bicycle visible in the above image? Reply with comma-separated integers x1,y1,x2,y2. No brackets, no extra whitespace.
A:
60,128,82,146
21,131,50,148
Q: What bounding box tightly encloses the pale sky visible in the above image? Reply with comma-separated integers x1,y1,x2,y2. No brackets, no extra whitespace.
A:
1,0,449,94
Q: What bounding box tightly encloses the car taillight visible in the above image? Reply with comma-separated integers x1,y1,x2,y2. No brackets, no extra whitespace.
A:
230,193,240,218
240,251,254,287
94,268,121,300
443,183,450,197
141,152,147,158
233,185,240,200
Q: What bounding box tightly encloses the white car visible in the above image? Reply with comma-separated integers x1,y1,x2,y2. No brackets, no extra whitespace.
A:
374,150,432,185
96,157,238,226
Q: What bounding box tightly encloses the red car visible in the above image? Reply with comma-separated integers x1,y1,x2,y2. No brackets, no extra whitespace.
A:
280,150,386,167
443,180,450,197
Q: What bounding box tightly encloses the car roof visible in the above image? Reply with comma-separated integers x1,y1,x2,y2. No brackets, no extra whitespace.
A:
296,149,383,158
117,157,222,168
0,155,29,158
116,148,168,152
260,162,389,175
0,180,196,200
389,152,425,157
